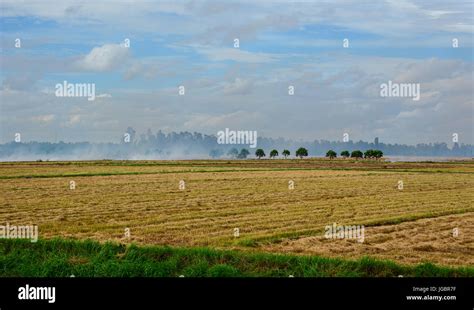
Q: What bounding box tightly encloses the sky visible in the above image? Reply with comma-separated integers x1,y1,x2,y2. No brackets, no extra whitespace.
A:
0,0,473,145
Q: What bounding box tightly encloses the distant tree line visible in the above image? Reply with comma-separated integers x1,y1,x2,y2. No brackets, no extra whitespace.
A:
247,148,383,160
0,128,471,160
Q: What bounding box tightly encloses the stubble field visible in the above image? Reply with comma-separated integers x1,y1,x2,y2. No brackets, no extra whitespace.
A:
0,159,473,271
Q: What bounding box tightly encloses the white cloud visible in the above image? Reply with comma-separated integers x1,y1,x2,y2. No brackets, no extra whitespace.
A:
96,93,112,98
75,44,130,72
31,114,55,124
123,61,161,80
394,58,468,83
396,109,422,119
64,114,81,127
220,78,253,95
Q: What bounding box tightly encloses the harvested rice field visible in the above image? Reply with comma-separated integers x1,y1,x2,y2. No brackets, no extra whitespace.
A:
1,159,473,267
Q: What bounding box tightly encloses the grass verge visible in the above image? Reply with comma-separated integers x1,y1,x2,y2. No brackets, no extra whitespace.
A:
0,238,472,277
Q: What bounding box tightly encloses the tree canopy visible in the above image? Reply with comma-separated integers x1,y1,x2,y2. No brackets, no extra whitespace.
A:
295,147,308,159
255,149,266,159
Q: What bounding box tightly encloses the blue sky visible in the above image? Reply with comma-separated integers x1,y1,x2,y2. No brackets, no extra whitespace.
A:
0,0,473,145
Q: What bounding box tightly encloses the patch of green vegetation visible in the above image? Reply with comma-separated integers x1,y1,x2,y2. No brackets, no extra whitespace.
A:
0,238,472,277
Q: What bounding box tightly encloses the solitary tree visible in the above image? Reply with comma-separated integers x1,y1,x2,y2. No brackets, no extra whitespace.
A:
270,149,279,158
227,148,239,158
255,148,266,159
326,150,337,159
295,147,308,159
351,150,363,159
282,149,290,158
340,150,350,158
237,148,250,159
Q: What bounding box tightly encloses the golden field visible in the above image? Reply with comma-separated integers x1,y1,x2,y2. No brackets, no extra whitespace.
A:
1,159,473,267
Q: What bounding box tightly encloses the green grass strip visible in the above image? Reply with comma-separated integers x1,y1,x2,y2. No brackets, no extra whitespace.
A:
0,238,472,277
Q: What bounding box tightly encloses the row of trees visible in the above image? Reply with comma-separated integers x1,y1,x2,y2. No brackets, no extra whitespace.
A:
327,149,384,159
225,147,309,159
255,148,309,159
226,147,384,159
